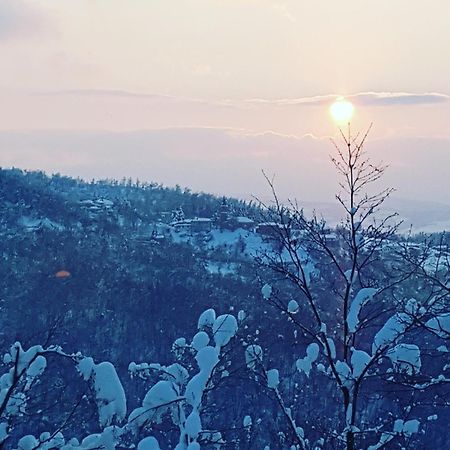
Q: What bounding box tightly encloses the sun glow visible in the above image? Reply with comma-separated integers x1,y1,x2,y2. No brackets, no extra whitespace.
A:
330,98,354,123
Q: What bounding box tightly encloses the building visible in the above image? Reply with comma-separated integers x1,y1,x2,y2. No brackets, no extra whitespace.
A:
190,218,213,233
172,219,192,234
233,216,255,231
255,222,284,239
172,218,212,234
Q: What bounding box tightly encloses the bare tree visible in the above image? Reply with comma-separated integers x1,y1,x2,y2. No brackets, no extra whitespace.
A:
0,336,128,449
0,311,254,449
399,231,450,338
251,126,449,449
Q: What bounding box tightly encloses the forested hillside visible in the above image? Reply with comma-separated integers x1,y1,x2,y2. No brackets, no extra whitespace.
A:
0,167,449,449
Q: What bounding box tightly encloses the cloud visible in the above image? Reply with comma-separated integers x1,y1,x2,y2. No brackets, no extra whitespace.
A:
36,89,233,108
1,128,449,207
242,92,450,108
0,128,333,202
6,88,450,140
0,0,47,40
351,92,450,106
38,89,450,110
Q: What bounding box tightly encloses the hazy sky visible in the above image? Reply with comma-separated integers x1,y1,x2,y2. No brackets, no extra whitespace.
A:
1,0,450,205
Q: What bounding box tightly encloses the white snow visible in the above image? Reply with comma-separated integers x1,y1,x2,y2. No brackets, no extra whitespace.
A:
93,362,127,427
78,427,122,450
296,343,319,377
316,363,326,373
245,345,263,370
205,261,238,276
129,378,180,430
425,313,450,338
243,415,252,427
344,269,356,283
185,346,221,409
185,374,206,409
0,423,7,444
186,443,200,450
372,312,413,354
351,348,371,378
212,314,238,348
195,346,219,372
267,369,280,389
18,216,64,232
17,435,39,450
367,432,394,450
138,436,161,450
77,357,95,381
198,309,216,330
172,339,187,358
143,380,178,411
302,260,317,285
207,229,269,259
387,344,421,375
287,300,299,314
347,288,377,333
326,338,336,360
26,355,47,380
335,360,352,387
191,332,210,351
185,410,202,439
5,392,26,415
164,363,189,386
398,419,420,436
261,283,273,300
10,343,43,374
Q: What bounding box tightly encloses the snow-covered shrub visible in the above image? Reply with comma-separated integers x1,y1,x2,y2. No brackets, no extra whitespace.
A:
128,308,239,449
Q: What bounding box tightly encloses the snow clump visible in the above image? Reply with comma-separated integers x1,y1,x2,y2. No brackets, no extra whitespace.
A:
261,284,272,300
296,343,319,377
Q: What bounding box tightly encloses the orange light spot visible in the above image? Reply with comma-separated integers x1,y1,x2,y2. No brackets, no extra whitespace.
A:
55,270,71,279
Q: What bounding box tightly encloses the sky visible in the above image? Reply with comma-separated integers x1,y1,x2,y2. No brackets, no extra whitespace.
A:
1,0,450,209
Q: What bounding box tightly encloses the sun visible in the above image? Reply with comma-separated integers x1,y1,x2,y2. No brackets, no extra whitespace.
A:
330,98,354,123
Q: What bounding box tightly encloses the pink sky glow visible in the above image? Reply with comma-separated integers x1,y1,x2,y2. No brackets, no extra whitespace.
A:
1,1,449,207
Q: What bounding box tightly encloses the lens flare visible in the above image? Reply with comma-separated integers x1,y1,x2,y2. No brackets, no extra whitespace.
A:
330,98,354,123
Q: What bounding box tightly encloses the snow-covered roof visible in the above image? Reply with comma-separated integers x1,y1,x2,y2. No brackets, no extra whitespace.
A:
236,216,254,223
171,219,192,225
172,218,212,225
79,198,113,209
192,217,212,223
256,222,283,228
19,216,65,231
